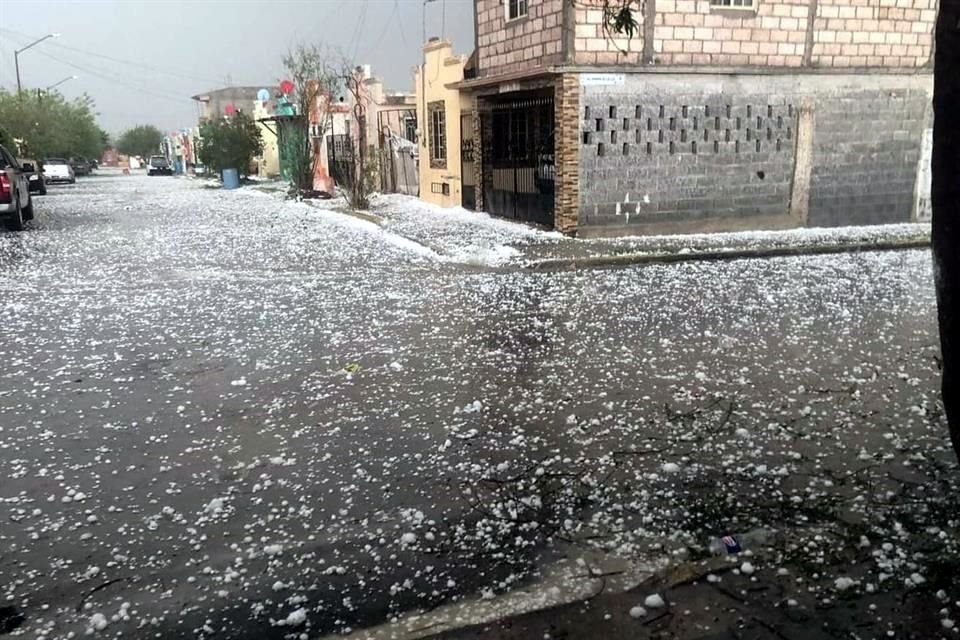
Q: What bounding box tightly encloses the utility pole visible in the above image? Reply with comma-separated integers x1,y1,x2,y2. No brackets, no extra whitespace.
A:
422,0,440,154
14,33,60,97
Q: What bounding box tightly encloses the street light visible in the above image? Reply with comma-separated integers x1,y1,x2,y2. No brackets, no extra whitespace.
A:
15,33,60,95
45,75,78,92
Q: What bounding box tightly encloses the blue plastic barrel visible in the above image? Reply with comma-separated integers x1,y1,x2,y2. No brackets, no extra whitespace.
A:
222,168,240,189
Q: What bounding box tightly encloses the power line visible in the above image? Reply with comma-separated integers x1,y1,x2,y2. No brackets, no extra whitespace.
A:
0,28,246,88
373,0,401,49
316,0,349,27
395,0,410,51
350,0,369,62
30,47,194,105
0,41,19,86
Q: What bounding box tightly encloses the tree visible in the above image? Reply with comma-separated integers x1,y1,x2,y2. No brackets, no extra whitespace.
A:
932,0,960,462
197,111,263,178
0,89,107,159
115,125,164,159
341,64,373,210
282,44,342,194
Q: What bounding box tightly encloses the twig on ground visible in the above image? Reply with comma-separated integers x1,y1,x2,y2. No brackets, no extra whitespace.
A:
612,448,668,457
709,582,747,604
751,616,794,640
642,610,673,626
76,577,130,612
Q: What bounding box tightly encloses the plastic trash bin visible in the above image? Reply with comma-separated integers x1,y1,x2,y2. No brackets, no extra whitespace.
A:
222,168,240,189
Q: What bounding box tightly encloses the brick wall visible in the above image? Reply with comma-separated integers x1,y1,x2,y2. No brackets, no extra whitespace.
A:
575,73,931,234
476,0,564,78
473,0,935,76
808,87,929,226
573,0,645,65
654,0,809,66
579,76,797,229
811,0,935,68
554,74,581,232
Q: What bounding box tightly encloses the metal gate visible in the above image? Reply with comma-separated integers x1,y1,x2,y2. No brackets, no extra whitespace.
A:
482,93,554,226
327,134,354,188
461,112,476,211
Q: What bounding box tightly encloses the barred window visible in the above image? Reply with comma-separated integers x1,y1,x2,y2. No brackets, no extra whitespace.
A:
429,102,447,169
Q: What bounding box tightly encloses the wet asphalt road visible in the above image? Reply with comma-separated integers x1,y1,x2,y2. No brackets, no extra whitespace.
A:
0,173,943,639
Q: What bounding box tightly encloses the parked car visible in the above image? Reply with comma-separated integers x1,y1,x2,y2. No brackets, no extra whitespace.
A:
148,156,173,176
44,158,76,184
70,157,91,177
0,144,35,231
18,158,47,195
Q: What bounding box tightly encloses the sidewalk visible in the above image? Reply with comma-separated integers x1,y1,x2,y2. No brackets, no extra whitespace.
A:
523,222,931,270
366,194,930,270
368,194,566,267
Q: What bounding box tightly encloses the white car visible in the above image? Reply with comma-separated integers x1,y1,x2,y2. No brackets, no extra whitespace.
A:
0,144,35,231
43,157,76,184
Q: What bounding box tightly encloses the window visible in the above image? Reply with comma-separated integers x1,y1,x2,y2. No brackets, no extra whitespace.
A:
709,0,754,7
507,0,528,21
428,101,446,169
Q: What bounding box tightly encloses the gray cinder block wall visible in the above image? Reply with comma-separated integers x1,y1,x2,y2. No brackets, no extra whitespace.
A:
576,73,932,236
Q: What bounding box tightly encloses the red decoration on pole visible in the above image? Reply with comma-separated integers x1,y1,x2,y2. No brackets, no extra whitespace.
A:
280,80,294,95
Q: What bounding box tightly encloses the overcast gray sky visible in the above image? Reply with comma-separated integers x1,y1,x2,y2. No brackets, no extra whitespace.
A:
0,0,474,136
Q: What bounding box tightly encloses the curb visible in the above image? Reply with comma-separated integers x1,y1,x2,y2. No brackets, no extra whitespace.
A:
343,208,386,226
302,200,386,226
523,237,931,271
423,555,736,640
314,554,660,640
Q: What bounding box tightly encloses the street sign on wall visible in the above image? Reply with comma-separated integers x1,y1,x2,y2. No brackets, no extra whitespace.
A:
580,73,625,87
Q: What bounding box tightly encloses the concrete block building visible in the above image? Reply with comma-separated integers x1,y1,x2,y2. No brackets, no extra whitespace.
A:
453,0,935,236
191,86,264,122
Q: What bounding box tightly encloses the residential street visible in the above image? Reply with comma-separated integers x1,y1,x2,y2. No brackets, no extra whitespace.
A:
1,173,956,640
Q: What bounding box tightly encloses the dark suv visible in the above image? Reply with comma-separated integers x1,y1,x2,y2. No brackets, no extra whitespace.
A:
148,156,173,176
70,157,91,177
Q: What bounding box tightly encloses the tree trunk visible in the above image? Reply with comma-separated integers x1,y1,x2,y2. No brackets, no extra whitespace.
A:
357,113,367,209
932,0,960,462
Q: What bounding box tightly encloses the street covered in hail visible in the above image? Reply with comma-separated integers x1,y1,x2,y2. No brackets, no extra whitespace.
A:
0,172,956,640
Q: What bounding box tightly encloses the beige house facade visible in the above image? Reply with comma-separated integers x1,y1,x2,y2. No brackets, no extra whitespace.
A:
415,39,474,209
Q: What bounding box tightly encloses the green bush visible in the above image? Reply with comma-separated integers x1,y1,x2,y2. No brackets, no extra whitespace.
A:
198,111,263,179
